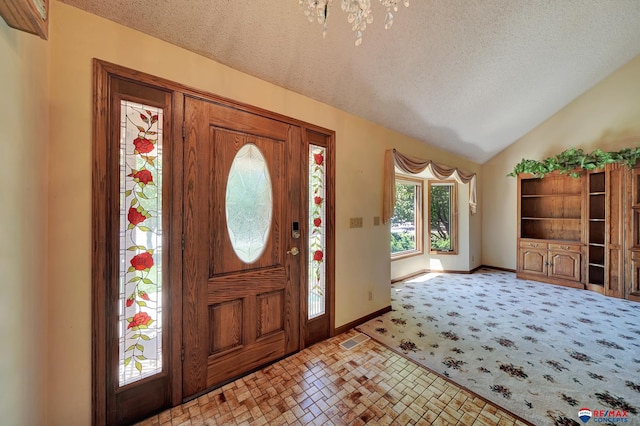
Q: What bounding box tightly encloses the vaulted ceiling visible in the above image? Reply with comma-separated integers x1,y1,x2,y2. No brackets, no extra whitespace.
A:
60,0,640,163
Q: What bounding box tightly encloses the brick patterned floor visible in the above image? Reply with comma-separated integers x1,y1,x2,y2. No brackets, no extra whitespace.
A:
137,330,531,425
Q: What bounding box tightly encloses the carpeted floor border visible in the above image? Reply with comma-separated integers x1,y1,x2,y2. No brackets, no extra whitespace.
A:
356,325,535,426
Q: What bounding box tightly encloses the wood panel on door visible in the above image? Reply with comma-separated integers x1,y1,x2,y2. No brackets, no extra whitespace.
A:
518,245,547,277
549,250,581,282
182,96,302,398
627,166,640,302
628,251,640,302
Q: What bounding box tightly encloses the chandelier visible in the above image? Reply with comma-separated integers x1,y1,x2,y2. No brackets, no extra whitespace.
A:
299,0,410,46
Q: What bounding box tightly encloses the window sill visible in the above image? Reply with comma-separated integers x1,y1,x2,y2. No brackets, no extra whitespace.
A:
391,250,423,261
429,250,458,255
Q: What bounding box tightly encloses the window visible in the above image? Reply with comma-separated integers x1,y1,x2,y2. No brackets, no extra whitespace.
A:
390,177,423,257
428,180,457,254
226,143,273,263
119,100,164,386
308,144,326,319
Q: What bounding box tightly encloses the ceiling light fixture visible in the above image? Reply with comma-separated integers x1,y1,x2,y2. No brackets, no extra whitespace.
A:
299,0,410,46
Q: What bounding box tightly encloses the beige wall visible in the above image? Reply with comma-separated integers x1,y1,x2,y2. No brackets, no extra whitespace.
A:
482,54,640,269
46,2,481,424
0,20,49,426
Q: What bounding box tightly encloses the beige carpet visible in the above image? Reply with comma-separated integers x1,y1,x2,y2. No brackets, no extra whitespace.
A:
357,268,640,426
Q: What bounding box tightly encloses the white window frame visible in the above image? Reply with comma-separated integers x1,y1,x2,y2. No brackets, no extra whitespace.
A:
428,180,458,255
390,176,423,260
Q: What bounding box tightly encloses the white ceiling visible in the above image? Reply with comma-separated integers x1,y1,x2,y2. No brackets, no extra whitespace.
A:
60,0,640,164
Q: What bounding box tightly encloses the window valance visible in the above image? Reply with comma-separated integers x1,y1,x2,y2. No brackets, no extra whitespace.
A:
383,149,477,224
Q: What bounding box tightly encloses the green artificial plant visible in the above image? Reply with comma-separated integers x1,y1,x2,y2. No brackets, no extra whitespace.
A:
508,147,640,178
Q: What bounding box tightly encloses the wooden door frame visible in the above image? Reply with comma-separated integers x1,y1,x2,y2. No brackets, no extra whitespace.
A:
92,60,185,425
92,59,335,424
300,129,336,348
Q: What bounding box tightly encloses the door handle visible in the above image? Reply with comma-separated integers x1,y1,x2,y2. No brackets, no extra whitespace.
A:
287,247,300,256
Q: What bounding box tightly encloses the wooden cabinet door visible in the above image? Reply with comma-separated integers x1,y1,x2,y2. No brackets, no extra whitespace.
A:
626,167,640,302
549,250,581,282
519,247,548,277
628,251,640,302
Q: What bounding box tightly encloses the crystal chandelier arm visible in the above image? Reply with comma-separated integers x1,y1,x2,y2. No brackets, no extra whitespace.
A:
299,0,409,46
380,0,410,30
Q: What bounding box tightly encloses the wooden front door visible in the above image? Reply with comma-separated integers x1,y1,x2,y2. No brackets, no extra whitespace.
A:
182,96,302,398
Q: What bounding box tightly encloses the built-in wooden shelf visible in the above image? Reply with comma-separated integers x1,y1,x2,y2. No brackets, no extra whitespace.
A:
517,172,584,287
518,163,640,302
521,194,581,198
522,217,581,221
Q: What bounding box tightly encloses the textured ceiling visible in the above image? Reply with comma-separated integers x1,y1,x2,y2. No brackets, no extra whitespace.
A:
60,0,640,163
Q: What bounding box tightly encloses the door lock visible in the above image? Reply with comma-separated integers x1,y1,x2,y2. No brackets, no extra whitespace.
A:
292,221,300,239
287,247,300,256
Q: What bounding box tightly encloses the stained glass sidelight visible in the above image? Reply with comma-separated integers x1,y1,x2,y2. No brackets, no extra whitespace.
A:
118,101,163,386
308,145,326,319
226,143,273,263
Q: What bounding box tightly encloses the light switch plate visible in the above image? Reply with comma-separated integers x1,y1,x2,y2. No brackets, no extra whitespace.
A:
349,217,363,228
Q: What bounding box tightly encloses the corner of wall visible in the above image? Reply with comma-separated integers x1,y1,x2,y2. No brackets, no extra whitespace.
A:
0,18,50,426
481,54,640,270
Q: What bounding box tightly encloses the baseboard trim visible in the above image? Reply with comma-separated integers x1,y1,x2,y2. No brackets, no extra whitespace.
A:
391,268,474,284
391,265,516,283
334,305,392,336
391,269,430,284
480,264,516,273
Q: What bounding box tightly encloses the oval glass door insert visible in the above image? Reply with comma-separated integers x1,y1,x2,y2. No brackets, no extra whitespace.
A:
225,143,273,263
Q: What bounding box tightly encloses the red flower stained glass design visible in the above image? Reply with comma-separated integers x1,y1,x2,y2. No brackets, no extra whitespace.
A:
119,101,163,386
128,312,153,329
127,207,147,226
133,137,155,154
308,145,326,319
130,252,154,271
129,169,153,185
